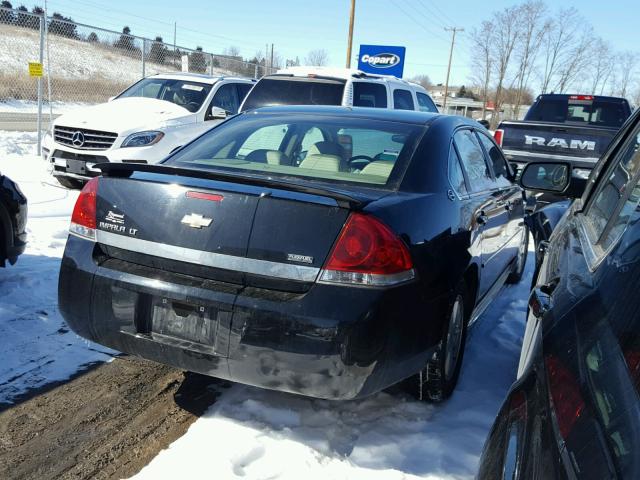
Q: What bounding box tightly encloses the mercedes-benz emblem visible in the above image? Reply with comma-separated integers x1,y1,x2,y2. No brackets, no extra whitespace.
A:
71,131,85,148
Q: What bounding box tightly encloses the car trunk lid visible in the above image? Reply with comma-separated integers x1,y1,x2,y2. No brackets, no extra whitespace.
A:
95,164,387,290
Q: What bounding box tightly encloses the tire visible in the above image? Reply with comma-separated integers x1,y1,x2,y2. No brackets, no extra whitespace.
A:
56,176,85,190
406,282,468,402
506,225,529,284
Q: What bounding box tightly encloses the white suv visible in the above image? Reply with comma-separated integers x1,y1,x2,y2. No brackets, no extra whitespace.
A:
43,73,255,188
239,67,438,113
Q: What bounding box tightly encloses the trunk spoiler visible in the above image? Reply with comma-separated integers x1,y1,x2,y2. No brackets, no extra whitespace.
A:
96,163,365,209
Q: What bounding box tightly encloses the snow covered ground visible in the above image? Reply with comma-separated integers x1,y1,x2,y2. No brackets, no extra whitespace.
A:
0,131,114,406
0,130,532,478
131,264,531,480
0,24,241,84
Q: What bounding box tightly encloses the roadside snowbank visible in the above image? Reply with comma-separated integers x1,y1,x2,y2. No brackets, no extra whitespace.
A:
0,100,91,114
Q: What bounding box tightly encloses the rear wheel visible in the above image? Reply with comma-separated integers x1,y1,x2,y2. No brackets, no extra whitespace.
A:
506,225,529,284
56,176,85,190
406,283,468,402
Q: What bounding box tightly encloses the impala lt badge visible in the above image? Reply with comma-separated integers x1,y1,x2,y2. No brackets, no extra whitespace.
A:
181,213,213,229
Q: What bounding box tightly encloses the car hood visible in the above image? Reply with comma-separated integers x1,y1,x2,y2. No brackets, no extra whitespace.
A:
52,97,197,133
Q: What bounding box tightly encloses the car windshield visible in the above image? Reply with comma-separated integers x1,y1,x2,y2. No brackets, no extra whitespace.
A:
117,78,213,113
164,113,424,189
526,97,630,128
241,78,346,111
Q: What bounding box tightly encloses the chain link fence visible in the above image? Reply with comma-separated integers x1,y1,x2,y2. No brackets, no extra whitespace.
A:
0,6,272,133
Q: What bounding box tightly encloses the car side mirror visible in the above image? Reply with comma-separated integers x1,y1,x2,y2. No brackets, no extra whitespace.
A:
520,162,585,198
477,119,490,129
209,106,228,120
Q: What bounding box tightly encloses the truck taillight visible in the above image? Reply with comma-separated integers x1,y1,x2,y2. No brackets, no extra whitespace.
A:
494,129,504,147
69,177,99,241
319,213,415,286
569,95,593,101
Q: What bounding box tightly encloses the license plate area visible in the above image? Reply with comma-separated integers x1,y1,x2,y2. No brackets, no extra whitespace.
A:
149,297,219,354
67,158,87,174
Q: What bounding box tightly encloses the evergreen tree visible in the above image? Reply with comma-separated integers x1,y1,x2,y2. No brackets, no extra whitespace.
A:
0,1,15,24
189,46,207,73
148,36,167,65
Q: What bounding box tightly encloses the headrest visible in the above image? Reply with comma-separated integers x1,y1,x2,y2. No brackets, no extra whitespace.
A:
308,141,345,158
299,154,341,172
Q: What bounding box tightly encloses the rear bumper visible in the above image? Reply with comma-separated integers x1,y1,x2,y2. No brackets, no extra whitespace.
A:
59,235,447,400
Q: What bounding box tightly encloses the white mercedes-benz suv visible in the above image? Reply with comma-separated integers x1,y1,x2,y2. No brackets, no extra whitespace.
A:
43,73,255,188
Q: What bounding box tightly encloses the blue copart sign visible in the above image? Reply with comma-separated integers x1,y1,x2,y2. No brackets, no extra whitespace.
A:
357,45,406,78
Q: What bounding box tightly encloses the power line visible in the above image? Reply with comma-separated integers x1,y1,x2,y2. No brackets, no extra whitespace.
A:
42,0,260,51
390,0,450,44
421,0,457,26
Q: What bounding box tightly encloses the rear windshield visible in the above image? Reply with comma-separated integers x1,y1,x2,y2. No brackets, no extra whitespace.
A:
117,78,212,113
526,97,630,128
164,113,424,189
241,78,345,111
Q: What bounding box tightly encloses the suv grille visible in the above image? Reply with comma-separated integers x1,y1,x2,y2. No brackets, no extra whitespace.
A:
54,126,118,150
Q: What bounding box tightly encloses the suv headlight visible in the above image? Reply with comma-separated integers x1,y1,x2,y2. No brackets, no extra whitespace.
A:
121,131,164,148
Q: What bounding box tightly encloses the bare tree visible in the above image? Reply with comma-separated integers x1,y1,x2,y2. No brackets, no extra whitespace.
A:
468,20,494,120
588,38,615,95
223,46,241,58
615,51,638,98
553,29,593,93
512,1,548,117
631,83,640,108
490,6,521,128
409,74,433,90
305,49,329,66
539,8,583,93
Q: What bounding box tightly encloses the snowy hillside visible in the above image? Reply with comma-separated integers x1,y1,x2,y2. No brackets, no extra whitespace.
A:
0,24,236,83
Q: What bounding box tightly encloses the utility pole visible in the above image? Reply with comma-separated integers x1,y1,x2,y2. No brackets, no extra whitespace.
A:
443,27,463,112
270,43,274,73
173,22,177,68
345,0,356,68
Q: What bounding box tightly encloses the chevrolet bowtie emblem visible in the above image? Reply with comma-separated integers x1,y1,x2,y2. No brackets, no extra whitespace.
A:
181,213,213,229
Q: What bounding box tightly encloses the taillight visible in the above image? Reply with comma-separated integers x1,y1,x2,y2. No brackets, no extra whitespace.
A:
545,355,585,439
319,213,414,286
494,129,504,147
569,95,594,101
69,177,99,241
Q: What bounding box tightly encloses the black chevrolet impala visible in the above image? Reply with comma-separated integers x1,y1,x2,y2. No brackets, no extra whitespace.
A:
59,106,528,401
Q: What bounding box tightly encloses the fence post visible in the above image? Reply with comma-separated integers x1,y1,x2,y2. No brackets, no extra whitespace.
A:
36,13,45,156
141,38,146,77
210,54,214,76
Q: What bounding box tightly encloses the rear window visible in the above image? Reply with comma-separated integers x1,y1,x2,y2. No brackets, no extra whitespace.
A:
165,114,424,189
241,78,345,111
526,97,630,128
353,82,387,108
